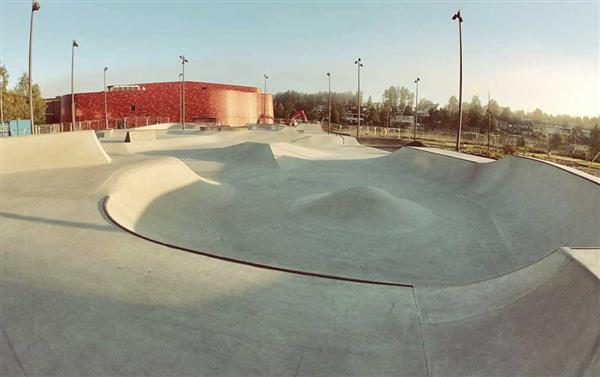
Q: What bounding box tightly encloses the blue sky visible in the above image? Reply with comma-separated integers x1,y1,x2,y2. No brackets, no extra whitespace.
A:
1,1,598,116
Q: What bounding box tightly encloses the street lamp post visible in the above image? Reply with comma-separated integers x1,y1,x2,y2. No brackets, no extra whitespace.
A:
103,67,108,129
263,74,269,124
326,72,331,134
354,58,363,139
29,1,41,134
452,10,464,151
487,90,492,154
413,77,420,141
179,72,183,127
71,40,79,132
179,55,188,130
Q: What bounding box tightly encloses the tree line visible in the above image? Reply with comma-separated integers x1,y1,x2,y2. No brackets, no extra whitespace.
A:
273,86,600,131
1,65,46,125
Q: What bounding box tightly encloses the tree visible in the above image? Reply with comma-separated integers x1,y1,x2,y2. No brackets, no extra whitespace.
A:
589,125,600,158
382,86,399,110
467,96,484,130
5,72,46,124
446,96,458,113
549,133,563,151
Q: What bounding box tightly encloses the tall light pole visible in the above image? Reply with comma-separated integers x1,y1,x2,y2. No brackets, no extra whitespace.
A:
179,72,183,127
413,77,420,141
71,40,79,132
452,10,464,151
1,61,4,128
263,74,269,124
326,72,331,134
29,1,41,134
487,90,492,154
179,55,188,130
103,67,108,129
354,58,363,139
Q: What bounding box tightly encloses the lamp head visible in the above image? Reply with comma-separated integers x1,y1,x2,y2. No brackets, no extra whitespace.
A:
327,72,330,77
452,10,463,22
104,67,108,72
72,40,78,47
32,1,40,11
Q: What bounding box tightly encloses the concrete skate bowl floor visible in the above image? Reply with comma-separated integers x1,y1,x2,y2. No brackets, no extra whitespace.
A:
104,144,600,286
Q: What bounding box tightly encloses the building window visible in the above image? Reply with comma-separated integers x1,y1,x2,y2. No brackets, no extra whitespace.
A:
131,104,136,112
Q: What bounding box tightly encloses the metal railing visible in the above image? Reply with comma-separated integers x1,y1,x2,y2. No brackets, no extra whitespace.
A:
31,116,171,135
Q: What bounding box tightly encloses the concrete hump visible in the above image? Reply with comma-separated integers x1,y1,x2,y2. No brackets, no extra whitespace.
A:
0,131,111,174
124,130,157,143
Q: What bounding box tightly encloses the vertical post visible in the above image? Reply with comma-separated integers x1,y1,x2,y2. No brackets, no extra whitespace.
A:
71,40,78,132
414,78,420,141
182,59,185,129
179,73,183,126
487,90,491,154
355,58,363,139
29,2,40,134
1,61,4,128
104,67,108,129
452,10,464,151
327,72,332,134
263,74,269,124
179,55,188,130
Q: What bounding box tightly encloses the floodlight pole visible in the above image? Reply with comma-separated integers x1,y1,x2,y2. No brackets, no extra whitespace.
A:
29,1,40,134
103,67,108,129
326,72,331,134
179,73,183,126
0,84,3,129
487,90,491,154
71,40,78,132
354,58,363,139
179,55,188,130
413,77,420,141
263,74,269,124
452,10,464,151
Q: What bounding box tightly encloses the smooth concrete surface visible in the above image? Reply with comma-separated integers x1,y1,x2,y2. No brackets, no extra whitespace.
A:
566,248,600,278
1,124,598,376
0,130,111,174
124,130,158,143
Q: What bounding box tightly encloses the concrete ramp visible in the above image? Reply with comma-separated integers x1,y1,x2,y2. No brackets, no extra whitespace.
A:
0,131,111,174
416,248,599,376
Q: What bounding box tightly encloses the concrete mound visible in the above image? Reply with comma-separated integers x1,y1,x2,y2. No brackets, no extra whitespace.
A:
291,186,436,234
0,130,111,174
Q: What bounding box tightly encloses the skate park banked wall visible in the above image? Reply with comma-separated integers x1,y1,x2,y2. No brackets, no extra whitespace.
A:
0,131,111,174
100,139,599,375
2,124,598,375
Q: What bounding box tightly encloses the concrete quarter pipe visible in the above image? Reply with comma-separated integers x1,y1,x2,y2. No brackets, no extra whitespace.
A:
0,126,598,376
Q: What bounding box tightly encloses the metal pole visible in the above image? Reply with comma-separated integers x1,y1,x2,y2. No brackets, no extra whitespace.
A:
179,55,188,130
71,40,78,132
487,90,491,154
263,74,268,124
1,61,4,128
355,58,363,139
29,2,40,134
179,73,183,126
182,58,185,129
327,72,331,134
453,10,464,151
104,67,108,129
414,78,420,141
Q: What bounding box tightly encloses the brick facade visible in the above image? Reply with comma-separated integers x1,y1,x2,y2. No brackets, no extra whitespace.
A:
46,81,273,127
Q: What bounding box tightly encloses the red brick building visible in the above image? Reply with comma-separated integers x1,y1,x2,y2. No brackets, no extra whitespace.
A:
45,81,273,127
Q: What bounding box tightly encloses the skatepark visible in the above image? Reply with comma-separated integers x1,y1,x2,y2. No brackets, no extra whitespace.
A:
1,124,599,376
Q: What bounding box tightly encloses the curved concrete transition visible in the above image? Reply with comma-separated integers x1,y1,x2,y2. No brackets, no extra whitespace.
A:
1,125,598,376
0,130,111,174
